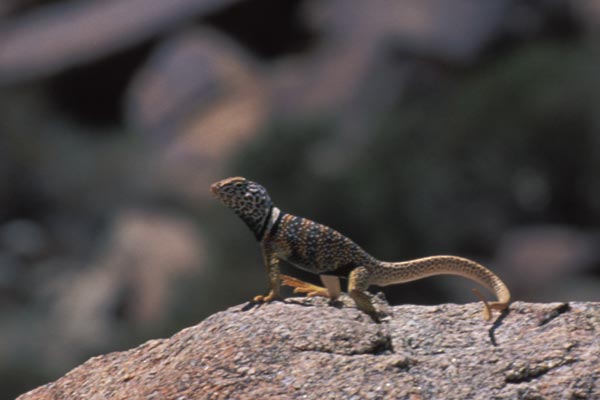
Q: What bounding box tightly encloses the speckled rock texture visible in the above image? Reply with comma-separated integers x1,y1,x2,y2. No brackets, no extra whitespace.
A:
18,297,599,399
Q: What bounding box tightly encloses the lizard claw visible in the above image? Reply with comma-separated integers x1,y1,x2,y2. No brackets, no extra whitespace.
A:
253,291,281,303
472,288,508,321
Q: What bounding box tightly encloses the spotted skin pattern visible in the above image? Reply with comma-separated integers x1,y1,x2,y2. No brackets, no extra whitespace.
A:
211,177,511,320
271,214,376,276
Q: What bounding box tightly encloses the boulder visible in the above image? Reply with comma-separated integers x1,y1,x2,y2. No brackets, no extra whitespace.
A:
18,297,599,399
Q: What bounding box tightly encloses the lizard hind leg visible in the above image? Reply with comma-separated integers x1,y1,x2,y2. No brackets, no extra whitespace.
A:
348,266,378,319
280,274,331,298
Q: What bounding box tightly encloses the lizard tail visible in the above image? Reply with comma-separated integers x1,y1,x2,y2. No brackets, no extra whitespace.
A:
372,255,510,320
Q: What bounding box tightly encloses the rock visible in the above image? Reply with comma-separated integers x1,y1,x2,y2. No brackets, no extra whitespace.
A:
17,298,600,399
274,0,510,115
0,0,243,85
270,0,512,176
494,225,600,301
126,28,268,202
50,209,206,347
0,219,48,258
0,0,24,17
307,0,510,62
572,0,600,32
0,208,210,378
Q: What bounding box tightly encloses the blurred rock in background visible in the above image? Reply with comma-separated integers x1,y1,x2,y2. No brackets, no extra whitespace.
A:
1,0,600,398
126,27,269,201
494,225,600,301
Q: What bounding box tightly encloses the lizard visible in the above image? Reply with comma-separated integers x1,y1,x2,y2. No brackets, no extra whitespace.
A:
210,176,511,321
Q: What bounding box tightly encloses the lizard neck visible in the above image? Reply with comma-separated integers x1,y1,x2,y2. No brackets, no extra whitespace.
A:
257,206,281,241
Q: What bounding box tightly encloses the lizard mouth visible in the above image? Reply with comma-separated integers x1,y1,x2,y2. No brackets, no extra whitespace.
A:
210,176,246,196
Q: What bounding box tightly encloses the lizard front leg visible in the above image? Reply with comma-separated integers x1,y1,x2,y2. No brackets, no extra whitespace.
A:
253,250,282,303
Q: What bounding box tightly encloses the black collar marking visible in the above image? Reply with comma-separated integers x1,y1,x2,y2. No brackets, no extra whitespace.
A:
256,205,274,241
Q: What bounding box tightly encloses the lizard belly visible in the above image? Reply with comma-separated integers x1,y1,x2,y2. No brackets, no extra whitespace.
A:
278,251,327,274
276,248,356,277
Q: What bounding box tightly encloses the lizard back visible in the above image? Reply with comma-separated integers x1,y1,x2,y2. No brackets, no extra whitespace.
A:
266,213,377,276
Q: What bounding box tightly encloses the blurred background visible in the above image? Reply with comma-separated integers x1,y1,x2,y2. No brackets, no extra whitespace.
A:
1,0,600,397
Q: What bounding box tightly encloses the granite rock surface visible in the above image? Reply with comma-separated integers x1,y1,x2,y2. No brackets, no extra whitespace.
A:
18,297,600,399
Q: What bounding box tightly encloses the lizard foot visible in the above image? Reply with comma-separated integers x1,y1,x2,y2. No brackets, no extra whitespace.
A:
349,289,380,322
253,290,281,303
472,288,509,321
280,274,330,298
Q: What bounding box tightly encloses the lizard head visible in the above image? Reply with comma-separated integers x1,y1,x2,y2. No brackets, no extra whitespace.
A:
210,177,274,240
